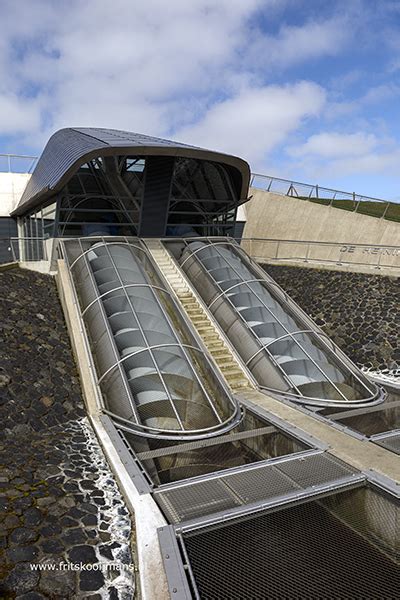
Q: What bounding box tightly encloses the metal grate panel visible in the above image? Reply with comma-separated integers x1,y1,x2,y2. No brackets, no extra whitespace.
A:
181,486,400,600
276,451,357,488
375,433,400,455
120,406,311,487
154,452,360,524
322,391,400,454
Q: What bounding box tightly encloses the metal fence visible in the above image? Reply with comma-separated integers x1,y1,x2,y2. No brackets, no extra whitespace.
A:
250,173,399,221
0,154,38,174
0,153,398,220
239,237,400,272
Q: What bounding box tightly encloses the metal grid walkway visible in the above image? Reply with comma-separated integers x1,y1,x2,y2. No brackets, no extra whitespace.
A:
154,451,362,525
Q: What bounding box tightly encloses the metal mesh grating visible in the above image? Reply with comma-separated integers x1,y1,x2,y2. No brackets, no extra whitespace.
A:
155,452,359,524
120,407,309,486
375,433,400,455
276,451,357,488
331,393,400,437
182,486,400,600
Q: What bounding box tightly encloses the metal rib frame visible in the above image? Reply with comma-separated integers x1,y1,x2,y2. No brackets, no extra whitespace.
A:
232,239,381,401
180,239,343,401
204,241,361,403
175,236,382,407
61,236,242,440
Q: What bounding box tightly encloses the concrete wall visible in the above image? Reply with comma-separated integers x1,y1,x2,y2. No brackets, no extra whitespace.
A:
0,172,31,216
244,188,400,246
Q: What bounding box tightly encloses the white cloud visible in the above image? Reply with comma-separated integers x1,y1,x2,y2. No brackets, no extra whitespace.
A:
175,82,326,166
287,130,400,179
0,0,267,147
289,131,380,159
0,94,41,134
360,83,400,104
314,150,400,178
247,18,349,70
0,0,340,160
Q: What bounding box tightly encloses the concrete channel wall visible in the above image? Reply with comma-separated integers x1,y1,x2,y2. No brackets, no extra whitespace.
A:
244,187,400,245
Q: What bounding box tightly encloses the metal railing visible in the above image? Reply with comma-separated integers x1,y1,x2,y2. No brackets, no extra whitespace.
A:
239,237,400,272
0,152,398,221
250,173,399,222
0,237,47,263
0,154,38,174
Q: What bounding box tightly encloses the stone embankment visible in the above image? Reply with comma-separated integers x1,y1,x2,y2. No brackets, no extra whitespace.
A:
263,265,399,380
0,268,135,599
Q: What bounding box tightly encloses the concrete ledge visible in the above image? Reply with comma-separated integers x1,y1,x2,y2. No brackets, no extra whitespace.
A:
56,259,170,600
255,257,400,277
0,261,18,271
20,260,55,274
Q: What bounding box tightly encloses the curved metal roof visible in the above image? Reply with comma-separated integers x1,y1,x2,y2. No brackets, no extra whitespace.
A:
13,127,250,215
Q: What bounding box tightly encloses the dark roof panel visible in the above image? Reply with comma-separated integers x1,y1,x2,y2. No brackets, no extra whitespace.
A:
13,127,250,215
73,127,198,149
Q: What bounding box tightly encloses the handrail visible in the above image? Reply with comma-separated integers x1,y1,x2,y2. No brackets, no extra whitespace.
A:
239,237,400,248
0,154,38,174
250,173,399,222
250,173,389,204
0,152,397,221
0,237,47,262
238,237,400,272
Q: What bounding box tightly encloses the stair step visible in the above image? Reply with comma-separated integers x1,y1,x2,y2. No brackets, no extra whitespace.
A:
150,248,252,391
206,348,226,355
230,380,250,388
188,317,206,322
207,343,227,350
218,361,239,370
211,350,232,357
222,369,245,379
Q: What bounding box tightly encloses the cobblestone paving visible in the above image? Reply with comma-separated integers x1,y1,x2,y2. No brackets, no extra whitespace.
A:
263,265,399,379
0,268,135,599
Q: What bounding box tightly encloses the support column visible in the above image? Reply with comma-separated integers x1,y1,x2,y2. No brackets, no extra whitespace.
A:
139,156,175,237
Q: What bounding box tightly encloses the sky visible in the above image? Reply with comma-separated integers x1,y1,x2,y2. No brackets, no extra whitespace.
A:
1,0,400,200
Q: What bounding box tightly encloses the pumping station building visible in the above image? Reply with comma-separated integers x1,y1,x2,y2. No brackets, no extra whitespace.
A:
0,128,399,599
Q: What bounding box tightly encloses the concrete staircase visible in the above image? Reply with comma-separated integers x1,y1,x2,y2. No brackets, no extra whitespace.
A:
145,239,250,392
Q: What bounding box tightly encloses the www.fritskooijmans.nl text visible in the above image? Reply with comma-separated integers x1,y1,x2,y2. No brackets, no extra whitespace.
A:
29,561,135,572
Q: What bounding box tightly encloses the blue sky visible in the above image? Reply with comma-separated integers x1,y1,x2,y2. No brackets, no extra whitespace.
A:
1,0,400,200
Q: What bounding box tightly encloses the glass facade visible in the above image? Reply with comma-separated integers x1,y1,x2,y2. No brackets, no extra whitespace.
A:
167,157,238,236
57,156,143,237
19,153,242,248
